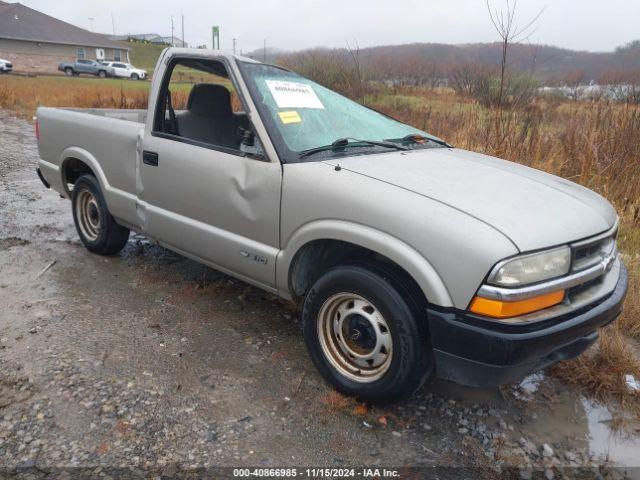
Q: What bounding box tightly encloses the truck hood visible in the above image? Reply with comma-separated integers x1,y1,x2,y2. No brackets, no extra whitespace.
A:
322,148,617,252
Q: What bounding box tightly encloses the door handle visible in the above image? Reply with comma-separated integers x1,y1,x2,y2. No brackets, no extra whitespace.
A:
143,151,159,167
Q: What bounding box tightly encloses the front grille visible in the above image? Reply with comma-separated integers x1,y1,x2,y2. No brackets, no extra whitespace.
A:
572,234,616,272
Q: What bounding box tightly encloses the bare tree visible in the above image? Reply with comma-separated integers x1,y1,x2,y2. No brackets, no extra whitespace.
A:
486,0,545,110
346,39,365,102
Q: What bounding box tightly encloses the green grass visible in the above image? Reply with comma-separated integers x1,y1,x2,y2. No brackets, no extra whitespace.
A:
128,42,166,72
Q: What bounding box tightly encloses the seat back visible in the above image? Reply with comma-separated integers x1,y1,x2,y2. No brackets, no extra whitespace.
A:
176,84,247,148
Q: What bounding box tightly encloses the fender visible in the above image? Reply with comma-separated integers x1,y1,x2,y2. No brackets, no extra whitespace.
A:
59,146,138,227
59,146,108,197
276,219,454,307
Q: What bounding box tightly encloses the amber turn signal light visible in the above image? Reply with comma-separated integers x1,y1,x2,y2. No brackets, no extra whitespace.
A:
469,290,565,319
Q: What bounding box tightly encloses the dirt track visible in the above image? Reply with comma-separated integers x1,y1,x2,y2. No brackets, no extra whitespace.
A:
1,110,639,478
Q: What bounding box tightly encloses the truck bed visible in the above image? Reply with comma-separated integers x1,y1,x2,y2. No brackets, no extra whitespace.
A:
36,107,145,229
57,108,148,124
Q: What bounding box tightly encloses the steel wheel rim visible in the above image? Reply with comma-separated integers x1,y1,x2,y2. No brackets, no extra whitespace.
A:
76,189,101,242
317,292,393,383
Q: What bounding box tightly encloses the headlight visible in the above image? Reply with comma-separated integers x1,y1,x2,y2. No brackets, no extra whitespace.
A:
487,246,571,287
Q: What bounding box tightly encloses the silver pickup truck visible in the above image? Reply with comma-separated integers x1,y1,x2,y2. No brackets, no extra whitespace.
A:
36,48,628,403
57,59,115,78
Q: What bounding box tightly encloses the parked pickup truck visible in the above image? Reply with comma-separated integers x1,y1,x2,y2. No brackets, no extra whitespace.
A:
58,59,114,78
36,48,628,403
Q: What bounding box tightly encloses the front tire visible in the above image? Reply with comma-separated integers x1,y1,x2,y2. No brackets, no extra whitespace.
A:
98,70,107,78
71,175,129,255
64,67,74,76
131,73,139,80
302,264,432,404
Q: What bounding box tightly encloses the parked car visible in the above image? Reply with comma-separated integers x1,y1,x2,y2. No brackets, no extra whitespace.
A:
35,48,628,404
0,57,12,73
57,59,114,78
100,61,147,80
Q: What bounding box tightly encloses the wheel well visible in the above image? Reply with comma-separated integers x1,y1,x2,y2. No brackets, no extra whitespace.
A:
62,158,94,190
288,239,427,308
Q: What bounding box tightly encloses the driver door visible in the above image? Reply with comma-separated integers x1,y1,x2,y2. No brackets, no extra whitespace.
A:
137,56,281,289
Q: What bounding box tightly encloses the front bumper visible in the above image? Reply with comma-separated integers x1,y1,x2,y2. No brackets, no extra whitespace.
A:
427,262,628,388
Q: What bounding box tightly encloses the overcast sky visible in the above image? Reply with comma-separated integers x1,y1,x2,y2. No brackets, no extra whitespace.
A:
16,0,640,54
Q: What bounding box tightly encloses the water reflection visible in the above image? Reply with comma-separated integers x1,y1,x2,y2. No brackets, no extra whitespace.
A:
431,373,640,469
583,398,640,466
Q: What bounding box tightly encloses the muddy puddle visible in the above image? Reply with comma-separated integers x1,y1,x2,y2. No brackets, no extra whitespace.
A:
435,372,640,469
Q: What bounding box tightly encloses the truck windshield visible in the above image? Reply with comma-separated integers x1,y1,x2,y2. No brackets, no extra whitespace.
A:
238,62,445,163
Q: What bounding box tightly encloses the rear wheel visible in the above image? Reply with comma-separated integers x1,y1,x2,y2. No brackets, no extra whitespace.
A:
64,67,74,76
98,70,106,78
302,264,432,404
71,175,129,255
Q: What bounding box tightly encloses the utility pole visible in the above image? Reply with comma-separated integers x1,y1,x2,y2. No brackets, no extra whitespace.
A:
88,17,94,32
263,39,266,62
233,38,237,55
181,14,185,47
111,13,115,35
171,17,174,46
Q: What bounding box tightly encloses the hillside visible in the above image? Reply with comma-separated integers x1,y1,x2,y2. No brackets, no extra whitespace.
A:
128,42,166,71
126,39,640,84
249,40,640,84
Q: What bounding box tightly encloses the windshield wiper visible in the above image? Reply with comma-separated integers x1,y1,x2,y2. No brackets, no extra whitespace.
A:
385,133,452,148
299,137,408,159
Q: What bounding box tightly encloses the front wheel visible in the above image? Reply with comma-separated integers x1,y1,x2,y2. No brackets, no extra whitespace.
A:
71,175,130,255
98,70,107,78
64,67,74,76
131,73,139,80
302,264,432,404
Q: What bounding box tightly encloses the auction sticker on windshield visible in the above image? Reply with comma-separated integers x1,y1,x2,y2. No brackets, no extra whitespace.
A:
278,111,302,124
266,80,324,109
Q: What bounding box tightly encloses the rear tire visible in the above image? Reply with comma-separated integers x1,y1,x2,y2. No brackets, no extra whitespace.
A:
71,175,129,255
64,67,74,76
302,264,432,404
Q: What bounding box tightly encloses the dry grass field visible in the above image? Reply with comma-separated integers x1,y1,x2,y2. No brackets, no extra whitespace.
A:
1,73,639,416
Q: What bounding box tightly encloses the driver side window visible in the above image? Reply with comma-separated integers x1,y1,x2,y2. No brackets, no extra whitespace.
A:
153,58,261,157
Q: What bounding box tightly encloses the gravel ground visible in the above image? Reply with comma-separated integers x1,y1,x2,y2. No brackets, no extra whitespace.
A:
0,109,638,479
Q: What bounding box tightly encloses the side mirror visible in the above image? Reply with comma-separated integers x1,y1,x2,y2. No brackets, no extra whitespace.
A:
238,127,264,159
240,128,255,147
